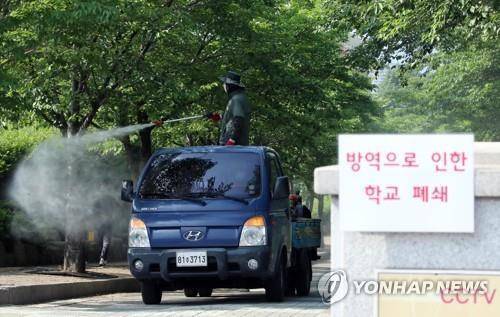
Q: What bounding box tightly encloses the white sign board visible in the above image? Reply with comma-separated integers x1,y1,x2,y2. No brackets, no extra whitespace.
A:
339,134,474,232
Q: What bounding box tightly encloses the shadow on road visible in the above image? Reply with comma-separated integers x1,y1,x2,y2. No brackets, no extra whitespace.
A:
57,290,329,314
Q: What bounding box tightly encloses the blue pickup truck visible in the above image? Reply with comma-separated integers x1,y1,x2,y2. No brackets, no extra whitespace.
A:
121,146,321,304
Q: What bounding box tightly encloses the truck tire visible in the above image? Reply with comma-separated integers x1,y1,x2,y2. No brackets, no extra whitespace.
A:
199,288,213,297
184,288,198,297
285,268,296,296
295,250,311,296
141,281,162,305
265,252,286,302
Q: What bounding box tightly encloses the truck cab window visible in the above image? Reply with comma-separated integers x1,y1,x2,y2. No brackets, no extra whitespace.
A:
139,152,261,199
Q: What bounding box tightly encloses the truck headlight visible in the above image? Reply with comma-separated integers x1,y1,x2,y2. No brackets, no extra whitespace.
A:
239,216,267,246
129,217,150,248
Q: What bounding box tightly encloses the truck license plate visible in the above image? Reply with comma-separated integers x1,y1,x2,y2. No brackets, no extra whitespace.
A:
176,251,207,267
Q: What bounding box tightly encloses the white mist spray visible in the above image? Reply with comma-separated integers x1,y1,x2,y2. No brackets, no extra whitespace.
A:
8,123,154,241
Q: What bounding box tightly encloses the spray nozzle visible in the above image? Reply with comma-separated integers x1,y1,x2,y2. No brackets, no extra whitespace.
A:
151,119,164,127
204,112,221,122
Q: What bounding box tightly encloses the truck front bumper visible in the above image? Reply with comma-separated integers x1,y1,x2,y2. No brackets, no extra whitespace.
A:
128,246,271,282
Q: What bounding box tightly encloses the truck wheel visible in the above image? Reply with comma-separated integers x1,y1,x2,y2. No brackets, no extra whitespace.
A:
199,288,213,297
295,250,311,296
265,253,286,302
285,268,296,296
184,288,198,297
141,281,162,305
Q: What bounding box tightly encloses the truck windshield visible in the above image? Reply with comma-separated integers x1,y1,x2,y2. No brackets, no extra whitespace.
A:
139,152,261,200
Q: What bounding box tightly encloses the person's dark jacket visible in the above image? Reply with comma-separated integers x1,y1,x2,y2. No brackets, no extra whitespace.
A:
219,90,251,145
295,204,312,218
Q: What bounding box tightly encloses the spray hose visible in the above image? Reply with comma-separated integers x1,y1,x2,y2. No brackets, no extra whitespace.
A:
151,112,221,127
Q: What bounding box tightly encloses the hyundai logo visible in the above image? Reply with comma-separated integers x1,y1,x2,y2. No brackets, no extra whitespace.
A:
183,230,204,241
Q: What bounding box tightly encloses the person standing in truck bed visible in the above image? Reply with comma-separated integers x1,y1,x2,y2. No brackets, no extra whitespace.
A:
218,71,251,146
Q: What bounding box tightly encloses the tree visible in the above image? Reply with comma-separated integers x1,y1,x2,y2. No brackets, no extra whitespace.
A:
325,0,499,141
1,0,378,271
0,0,224,272
94,0,378,188
328,0,499,70
161,0,377,187
375,41,499,140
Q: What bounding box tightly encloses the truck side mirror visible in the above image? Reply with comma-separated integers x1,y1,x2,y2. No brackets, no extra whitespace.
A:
273,176,290,200
121,180,135,202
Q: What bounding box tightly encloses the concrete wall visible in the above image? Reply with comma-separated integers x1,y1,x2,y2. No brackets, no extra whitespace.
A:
314,142,500,317
0,238,127,267
0,240,63,267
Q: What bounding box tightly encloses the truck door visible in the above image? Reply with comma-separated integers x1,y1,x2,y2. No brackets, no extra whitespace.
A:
267,151,292,265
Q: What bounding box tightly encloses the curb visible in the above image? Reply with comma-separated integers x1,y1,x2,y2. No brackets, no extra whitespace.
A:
0,277,140,305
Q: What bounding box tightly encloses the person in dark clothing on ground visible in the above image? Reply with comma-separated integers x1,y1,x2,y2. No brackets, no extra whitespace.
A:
98,220,112,266
94,183,115,266
217,71,251,146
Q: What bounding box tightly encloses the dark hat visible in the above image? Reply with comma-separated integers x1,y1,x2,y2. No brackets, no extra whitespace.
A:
219,70,245,88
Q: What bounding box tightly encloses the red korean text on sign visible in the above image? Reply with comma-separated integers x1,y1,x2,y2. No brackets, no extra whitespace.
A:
449,152,467,171
413,186,448,203
365,185,382,204
402,152,419,168
413,186,429,202
431,152,467,172
383,186,400,201
431,186,448,202
347,152,362,172
365,152,380,171
365,185,401,204
383,152,399,167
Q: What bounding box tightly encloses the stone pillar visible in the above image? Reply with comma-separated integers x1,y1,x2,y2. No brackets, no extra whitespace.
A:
314,142,500,317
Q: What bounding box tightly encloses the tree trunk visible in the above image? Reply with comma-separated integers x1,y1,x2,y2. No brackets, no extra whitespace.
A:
137,107,153,168
62,163,86,272
63,230,86,272
317,194,324,221
118,105,153,180
62,174,86,272
305,182,315,211
121,136,142,180
305,197,311,211
63,108,86,273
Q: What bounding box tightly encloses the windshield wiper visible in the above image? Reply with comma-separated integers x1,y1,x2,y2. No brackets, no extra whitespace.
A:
140,193,207,206
191,192,249,205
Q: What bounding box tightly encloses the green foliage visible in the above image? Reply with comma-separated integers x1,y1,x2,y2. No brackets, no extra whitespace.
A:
0,200,61,243
141,1,379,188
0,0,378,196
0,201,14,239
0,127,55,176
375,42,499,140
329,0,499,70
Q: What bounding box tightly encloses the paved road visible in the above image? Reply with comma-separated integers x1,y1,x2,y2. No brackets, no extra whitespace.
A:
0,252,330,317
